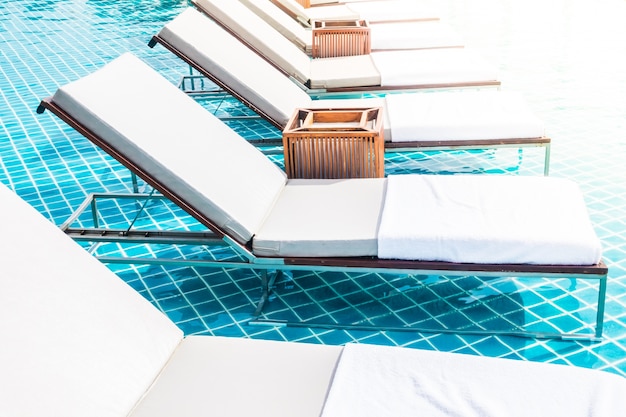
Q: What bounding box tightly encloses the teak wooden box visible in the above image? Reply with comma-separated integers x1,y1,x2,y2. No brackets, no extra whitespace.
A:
282,107,385,179
311,19,371,58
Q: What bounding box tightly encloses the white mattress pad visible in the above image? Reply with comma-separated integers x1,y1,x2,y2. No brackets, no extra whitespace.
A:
253,178,387,257
369,21,463,51
346,0,441,22
385,90,545,141
321,343,626,417
377,175,602,265
370,48,499,87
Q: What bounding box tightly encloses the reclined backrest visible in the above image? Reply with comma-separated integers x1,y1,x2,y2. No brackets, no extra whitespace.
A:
158,8,313,127
49,53,287,244
193,0,311,84
0,182,184,417
272,0,311,23
240,0,309,51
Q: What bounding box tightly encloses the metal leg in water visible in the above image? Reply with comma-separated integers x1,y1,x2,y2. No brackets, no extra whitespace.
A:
253,269,282,317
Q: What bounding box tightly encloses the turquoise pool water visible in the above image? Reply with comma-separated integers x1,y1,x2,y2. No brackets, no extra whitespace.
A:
1,0,625,375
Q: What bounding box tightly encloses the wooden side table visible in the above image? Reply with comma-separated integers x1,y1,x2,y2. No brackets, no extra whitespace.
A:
311,20,371,58
283,107,384,179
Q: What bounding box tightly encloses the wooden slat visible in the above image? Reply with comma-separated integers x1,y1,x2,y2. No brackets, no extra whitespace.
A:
312,20,371,58
283,107,384,178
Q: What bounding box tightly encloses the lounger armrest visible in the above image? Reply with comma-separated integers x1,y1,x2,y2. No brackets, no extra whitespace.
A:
311,20,371,58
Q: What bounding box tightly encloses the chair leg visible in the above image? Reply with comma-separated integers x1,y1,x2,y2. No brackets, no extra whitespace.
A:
253,269,282,317
595,276,607,339
543,143,551,176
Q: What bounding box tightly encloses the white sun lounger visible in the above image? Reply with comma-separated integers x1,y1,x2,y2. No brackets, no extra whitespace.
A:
150,8,551,174
2,180,624,417
37,53,606,339
240,0,465,53
190,0,500,91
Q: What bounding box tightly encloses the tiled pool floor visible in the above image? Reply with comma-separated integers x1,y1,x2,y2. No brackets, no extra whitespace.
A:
1,0,626,375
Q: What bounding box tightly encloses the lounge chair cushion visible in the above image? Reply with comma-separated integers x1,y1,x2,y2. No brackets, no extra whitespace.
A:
253,178,387,257
378,175,603,264
345,0,441,22
50,53,287,244
194,0,312,84
159,8,312,127
0,183,183,417
309,54,381,89
369,21,463,50
129,336,342,417
385,90,545,141
370,48,499,87
321,343,626,417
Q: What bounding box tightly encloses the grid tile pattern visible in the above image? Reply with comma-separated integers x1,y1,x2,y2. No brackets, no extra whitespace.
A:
1,0,625,376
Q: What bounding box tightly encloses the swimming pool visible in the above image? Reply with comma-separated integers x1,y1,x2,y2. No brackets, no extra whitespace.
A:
1,0,625,375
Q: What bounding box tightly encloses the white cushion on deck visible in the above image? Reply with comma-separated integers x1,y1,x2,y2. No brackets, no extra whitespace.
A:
345,0,441,22
0,183,183,417
370,48,499,87
378,175,603,264
130,336,342,417
50,53,287,244
253,178,387,257
385,90,545,141
309,54,381,89
321,343,626,417
369,21,464,50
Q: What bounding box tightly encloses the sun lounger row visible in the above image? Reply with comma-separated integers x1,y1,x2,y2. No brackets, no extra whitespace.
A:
150,7,551,174
2,178,624,417
241,0,465,54
37,53,605,339
191,0,500,91
271,0,440,25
